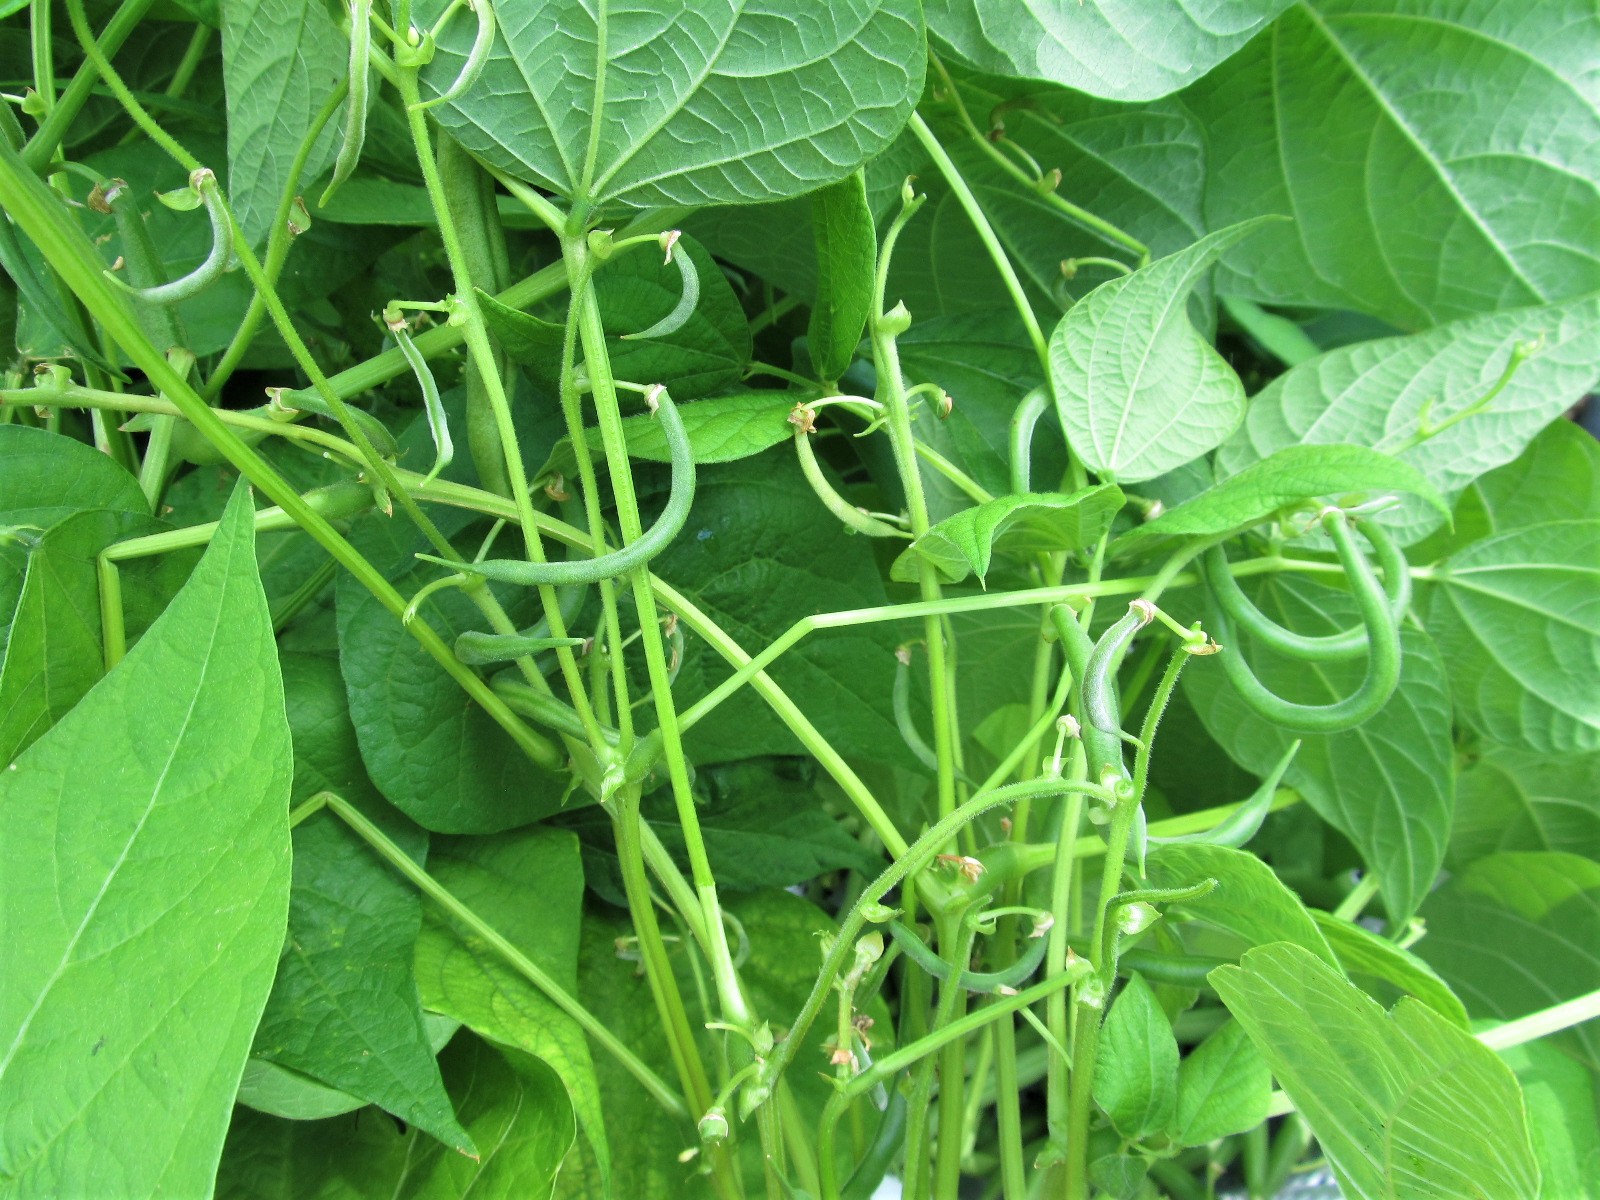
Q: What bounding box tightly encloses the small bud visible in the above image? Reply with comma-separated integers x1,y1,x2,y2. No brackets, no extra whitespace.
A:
1144,499,1165,521
877,301,912,337
1037,167,1061,194
858,901,898,925
544,474,571,502
659,229,682,264
1130,599,1156,627
895,644,912,666
936,854,985,884
900,175,918,206
936,390,953,419
1117,902,1160,936
644,383,667,414
287,196,312,236
1058,714,1081,739
1029,912,1055,939
852,931,884,970
751,1023,775,1057
787,402,817,434
87,178,126,214
697,1106,729,1144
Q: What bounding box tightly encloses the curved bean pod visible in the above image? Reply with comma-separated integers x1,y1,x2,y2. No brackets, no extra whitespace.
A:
621,237,699,340
418,389,695,585
1007,385,1049,495
888,920,1049,995
1205,511,1402,734
1202,519,1409,661
320,0,370,206
412,0,497,112
104,169,230,306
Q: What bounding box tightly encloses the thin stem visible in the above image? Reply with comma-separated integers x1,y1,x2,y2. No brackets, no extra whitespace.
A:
23,0,158,171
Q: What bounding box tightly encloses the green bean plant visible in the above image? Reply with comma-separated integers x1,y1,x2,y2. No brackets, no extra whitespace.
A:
2,2,1599,1198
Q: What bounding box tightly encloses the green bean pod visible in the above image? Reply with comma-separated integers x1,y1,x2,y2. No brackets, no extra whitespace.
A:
1008,385,1049,495
888,920,1049,995
621,237,700,340
412,0,497,112
1202,519,1410,661
419,390,695,585
320,0,370,206
1205,510,1402,734
104,169,230,306
1049,602,1144,786
893,646,939,773
840,1087,908,1200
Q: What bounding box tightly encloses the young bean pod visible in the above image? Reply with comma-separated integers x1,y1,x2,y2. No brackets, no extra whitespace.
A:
1205,510,1402,734
320,0,370,206
104,168,230,307
1202,518,1410,661
418,389,695,585
887,920,1049,995
621,234,700,340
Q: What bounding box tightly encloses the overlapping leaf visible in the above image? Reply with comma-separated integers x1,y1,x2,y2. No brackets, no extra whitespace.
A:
891,484,1124,584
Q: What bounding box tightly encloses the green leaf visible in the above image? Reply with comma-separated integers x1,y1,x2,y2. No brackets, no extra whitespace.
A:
222,0,346,245
1184,576,1455,920
419,0,926,209
891,484,1125,585
0,509,161,761
1450,745,1600,866
0,484,291,1197
809,171,876,381
927,0,1294,101
1114,444,1445,557
1093,974,1179,1140
1145,842,1337,966
335,509,570,834
1420,520,1600,754
536,391,795,484
1217,296,1600,542
413,827,608,1190
481,234,750,400
1310,911,1469,1029
1049,219,1278,482
1417,851,1600,1072
1189,1,1600,328
653,457,915,767
0,424,148,530
1174,1019,1271,1147
1212,943,1540,1200
1499,1039,1600,1200
217,1035,575,1200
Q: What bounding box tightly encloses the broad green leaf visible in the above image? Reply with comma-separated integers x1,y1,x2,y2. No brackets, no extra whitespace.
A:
335,507,570,833
1174,1019,1271,1147
315,176,546,229
420,0,926,210
0,485,291,1197
653,456,915,767
1216,295,1600,543
222,0,346,246
1212,943,1540,1200
0,510,161,761
1499,1039,1600,1200
927,0,1294,101
809,171,876,381
1417,851,1600,1072
0,423,148,530
217,1035,575,1200
1050,219,1277,482
1420,520,1600,754
1184,576,1454,919
1450,745,1600,866
1093,974,1179,1140
891,485,1125,585
1113,443,1445,557
1146,842,1336,966
1188,1,1600,328
480,234,750,400
536,391,794,484
1311,911,1469,1029
413,828,608,1189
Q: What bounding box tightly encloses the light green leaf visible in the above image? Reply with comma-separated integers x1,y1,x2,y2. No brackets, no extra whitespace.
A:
1189,1,1600,328
420,0,926,210
535,391,794,484
1311,911,1469,1029
1050,219,1278,482
222,0,346,246
217,1034,575,1200
1184,576,1455,919
1114,444,1444,557
1417,851,1600,1073
891,484,1125,585
1146,842,1336,966
481,233,750,400
0,484,291,1197
809,171,876,381
927,0,1294,101
1093,974,1179,1140
1174,1019,1271,1147
1450,745,1600,866
413,827,608,1190
1421,520,1600,754
1212,943,1540,1200
0,424,148,530
1499,1039,1600,1200
1217,296,1600,542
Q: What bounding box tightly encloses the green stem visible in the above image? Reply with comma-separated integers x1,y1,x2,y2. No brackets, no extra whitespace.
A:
23,0,158,171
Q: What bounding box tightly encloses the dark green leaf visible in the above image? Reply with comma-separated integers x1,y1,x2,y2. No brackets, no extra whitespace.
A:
420,0,926,209
0,424,148,530
1173,1019,1271,1147
1213,943,1540,1200
1189,3,1600,327
1184,576,1454,919
0,485,291,1196
1421,520,1600,754
1050,220,1278,482
891,484,1125,585
1417,851,1600,1072
809,172,876,381
1093,974,1179,1140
